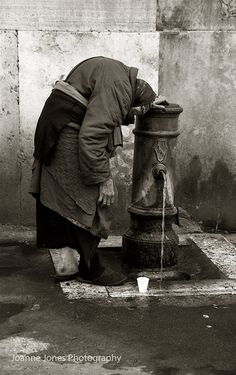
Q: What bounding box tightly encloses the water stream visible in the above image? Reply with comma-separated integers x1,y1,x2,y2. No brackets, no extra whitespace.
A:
160,172,167,284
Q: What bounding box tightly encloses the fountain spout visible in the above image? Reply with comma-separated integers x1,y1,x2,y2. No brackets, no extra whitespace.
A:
152,162,167,180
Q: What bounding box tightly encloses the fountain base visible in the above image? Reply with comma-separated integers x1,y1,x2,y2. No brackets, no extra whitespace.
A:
122,213,178,268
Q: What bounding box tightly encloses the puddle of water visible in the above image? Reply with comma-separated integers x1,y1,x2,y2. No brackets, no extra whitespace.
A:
0,303,26,324
0,266,26,277
177,244,224,280
97,240,223,283
0,246,33,272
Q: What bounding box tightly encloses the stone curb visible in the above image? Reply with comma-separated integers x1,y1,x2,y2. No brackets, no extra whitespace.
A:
60,279,236,300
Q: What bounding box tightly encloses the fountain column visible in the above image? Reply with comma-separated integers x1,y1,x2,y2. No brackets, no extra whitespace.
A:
122,105,183,268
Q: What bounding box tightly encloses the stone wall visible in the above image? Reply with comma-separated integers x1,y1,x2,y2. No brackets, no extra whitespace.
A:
0,0,236,231
158,0,236,230
0,0,159,233
0,0,157,31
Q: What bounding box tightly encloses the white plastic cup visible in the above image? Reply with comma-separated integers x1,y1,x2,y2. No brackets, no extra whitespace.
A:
137,277,149,293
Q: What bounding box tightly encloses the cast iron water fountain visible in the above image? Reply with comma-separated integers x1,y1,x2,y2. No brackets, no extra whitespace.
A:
51,102,234,300
123,104,183,277
50,97,235,299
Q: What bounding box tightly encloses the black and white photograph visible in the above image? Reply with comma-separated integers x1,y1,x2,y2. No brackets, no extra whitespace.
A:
0,1,236,374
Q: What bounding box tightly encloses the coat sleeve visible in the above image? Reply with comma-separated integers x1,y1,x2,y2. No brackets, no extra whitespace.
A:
78,80,132,185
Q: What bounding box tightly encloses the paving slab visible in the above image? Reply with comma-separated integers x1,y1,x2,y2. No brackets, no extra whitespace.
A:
58,279,236,300
48,231,236,301
60,280,108,300
189,234,236,279
107,280,236,299
2,216,236,302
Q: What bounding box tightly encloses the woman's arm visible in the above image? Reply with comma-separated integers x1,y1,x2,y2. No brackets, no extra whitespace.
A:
78,80,132,185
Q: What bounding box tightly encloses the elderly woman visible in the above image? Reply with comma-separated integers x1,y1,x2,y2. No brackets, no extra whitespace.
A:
30,56,167,286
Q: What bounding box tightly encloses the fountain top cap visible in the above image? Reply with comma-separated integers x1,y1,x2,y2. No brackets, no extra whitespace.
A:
135,103,182,137
145,103,183,117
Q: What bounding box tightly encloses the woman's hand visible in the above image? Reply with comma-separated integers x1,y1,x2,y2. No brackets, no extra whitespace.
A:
151,95,169,110
98,178,115,207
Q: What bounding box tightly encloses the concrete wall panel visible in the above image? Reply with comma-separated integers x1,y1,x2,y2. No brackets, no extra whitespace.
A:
19,31,159,229
157,0,236,31
0,31,20,224
0,0,157,32
159,31,236,229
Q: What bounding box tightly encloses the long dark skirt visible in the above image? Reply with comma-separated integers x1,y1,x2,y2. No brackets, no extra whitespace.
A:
36,199,76,249
36,199,103,271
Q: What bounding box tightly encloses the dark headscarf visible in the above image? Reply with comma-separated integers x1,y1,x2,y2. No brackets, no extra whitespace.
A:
133,78,156,107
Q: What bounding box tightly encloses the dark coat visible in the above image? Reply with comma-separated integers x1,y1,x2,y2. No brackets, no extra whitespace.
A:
34,57,154,185
34,90,86,165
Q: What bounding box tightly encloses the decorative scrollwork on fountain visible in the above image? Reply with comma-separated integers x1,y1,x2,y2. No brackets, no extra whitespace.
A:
153,139,168,163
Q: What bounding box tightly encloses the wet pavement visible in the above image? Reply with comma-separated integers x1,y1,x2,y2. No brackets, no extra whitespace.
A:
0,244,236,374
51,236,236,300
